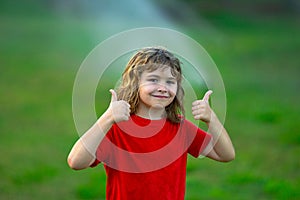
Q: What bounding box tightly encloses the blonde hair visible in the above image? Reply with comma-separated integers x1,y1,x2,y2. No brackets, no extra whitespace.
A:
117,47,185,123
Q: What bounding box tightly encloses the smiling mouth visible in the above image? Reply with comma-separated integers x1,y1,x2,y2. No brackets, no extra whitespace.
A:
151,95,169,99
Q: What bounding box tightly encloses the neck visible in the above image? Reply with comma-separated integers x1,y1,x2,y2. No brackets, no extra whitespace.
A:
136,106,166,120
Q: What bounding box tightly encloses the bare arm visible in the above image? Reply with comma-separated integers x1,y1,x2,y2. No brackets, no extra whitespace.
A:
192,90,235,162
204,112,235,162
67,90,130,170
67,112,114,170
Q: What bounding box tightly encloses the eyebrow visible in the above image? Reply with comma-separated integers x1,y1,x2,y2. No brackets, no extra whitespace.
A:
146,74,177,80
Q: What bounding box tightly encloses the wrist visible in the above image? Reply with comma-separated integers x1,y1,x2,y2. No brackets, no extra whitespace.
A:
206,112,221,130
98,110,115,127
205,110,216,125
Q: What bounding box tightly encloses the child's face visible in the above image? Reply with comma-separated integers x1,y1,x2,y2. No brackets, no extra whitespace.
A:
138,67,178,112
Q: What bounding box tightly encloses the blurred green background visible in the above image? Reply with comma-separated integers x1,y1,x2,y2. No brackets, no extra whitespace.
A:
1,0,300,199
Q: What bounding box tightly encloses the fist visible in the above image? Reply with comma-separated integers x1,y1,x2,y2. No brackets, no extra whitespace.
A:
192,90,213,123
109,89,131,123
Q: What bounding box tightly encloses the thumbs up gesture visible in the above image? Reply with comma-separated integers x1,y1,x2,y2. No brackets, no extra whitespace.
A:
108,89,131,123
192,90,213,123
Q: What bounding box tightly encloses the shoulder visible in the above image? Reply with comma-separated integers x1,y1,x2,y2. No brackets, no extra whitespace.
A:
179,117,198,129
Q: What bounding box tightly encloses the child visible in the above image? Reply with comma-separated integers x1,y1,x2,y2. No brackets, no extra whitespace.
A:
67,47,235,200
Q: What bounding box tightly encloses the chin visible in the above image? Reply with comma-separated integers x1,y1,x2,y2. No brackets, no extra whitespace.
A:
151,104,165,109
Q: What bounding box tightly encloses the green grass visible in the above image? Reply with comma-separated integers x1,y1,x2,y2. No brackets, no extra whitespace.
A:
1,5,300,200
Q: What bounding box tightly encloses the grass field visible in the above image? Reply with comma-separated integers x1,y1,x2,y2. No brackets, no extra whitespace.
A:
1,3,300,200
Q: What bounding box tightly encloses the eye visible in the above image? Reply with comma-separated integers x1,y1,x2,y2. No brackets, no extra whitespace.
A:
166,80,176,85
148,79,158,83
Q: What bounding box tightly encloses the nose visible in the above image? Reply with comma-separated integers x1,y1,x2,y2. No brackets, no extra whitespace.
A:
157,84,167,93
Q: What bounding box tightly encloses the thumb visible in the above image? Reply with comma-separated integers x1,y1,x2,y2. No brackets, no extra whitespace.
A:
202,90,213,102
109,89,118,102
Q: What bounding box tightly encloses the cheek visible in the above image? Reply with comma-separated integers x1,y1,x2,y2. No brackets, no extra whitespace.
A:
170,85,178,96
139,84,154,93
139,84,155,97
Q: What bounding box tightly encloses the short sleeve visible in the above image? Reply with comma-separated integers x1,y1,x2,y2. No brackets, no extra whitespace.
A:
184,120,212,158
90,158,100,168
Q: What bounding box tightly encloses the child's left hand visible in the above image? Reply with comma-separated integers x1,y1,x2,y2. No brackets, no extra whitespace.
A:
192,90,213,123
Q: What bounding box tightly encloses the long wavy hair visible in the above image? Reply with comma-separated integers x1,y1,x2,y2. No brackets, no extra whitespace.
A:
117,47,185,123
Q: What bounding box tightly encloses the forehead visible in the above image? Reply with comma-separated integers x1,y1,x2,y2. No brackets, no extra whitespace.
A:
141,67,176,78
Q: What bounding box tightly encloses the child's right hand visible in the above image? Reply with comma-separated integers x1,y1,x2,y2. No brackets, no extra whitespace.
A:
108,89,131,123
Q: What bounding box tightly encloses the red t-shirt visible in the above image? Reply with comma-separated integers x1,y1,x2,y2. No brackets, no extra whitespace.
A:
91,115,211,200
